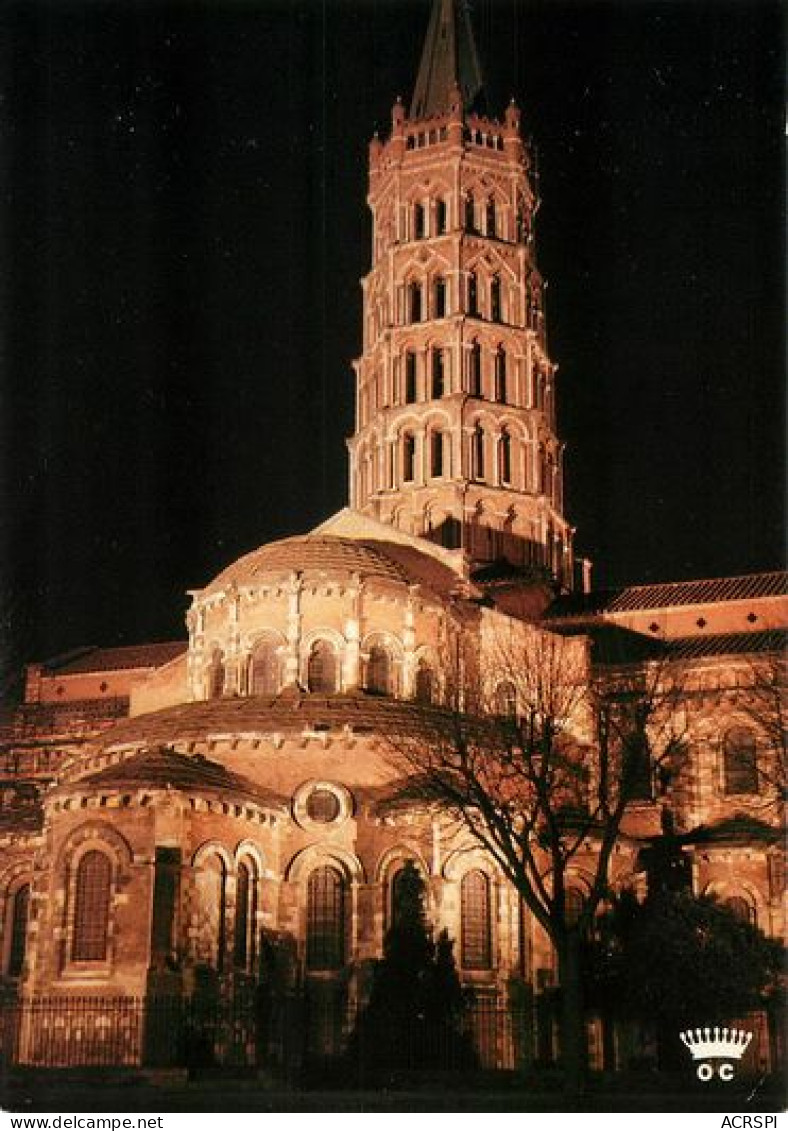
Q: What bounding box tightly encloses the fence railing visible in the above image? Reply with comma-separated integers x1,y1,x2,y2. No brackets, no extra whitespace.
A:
0,991,529,1077
0,991,779,1080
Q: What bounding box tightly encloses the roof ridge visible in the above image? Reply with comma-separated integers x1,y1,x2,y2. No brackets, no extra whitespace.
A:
69,744,286,807
618,568,787,593
666,626,787,642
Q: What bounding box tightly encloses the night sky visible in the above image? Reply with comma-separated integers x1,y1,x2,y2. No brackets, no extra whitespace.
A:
2,0,784,678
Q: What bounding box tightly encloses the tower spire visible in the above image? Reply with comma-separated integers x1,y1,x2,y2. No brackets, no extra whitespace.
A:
410,0,485,120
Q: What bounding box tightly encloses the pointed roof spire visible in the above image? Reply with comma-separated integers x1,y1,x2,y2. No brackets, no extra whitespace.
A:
410,0,485,120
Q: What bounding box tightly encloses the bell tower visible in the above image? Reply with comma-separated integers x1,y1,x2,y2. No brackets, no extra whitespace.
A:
348,0,574,588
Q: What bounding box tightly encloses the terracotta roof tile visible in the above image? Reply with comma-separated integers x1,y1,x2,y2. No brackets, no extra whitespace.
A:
97,691,434,750
605,571,787,612
684,814,780,845
663,628,787,661
591,627,786,666
67,746,285,809
16,697,130,733
547,571,787,618
0,804,44,834
202,534,459,601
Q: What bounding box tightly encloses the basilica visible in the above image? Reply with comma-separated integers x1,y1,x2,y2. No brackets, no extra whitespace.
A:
1,0,784,1078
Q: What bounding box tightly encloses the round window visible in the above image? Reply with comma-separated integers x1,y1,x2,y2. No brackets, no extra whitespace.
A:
292,780,352,829
306,788,341,824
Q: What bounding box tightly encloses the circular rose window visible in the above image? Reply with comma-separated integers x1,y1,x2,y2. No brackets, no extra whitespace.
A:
306,788,341,824
293,780,352,830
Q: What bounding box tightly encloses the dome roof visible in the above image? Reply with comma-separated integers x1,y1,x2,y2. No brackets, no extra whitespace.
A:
56,746,285,809
202,534,460,598
86,691,441,753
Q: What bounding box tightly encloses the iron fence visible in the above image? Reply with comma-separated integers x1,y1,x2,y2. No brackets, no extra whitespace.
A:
0,990,529,1077
0,991,779,1081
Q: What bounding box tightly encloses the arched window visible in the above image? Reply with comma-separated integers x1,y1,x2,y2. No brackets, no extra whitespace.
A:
546,454,556,504
405,351,417,404
402,432,416,482
472,425,485,480
491,275,502,322
208,648,225,700
623,734,652,801
486,197,497,238
7,883,30,977
72,850,112,962
494,347,507,403
306,866,346,970
537,444,546,494
390,868,410,928
439,515,461,549
533,366,542,409
516,199,528,243
414,660,435,704
461,871,492,970
434,276,447,317
436,199,447,234
233,860,257,970
723,726,758,795
495,680,517,717
413,202,425,239
430,431,444,478
529,285,540,328
724,896,756,926
431,348,445,398
469,341,482,396
564,887,585,928
367,643,392,695
467,271,478,316
499,429,512,485
197,854,227,971
390,861,422,928
250,639,280,696
408,281,422,323
464,194,475,233
307,640,339,694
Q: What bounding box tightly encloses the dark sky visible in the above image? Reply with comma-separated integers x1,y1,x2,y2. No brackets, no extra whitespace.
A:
1,0,784,672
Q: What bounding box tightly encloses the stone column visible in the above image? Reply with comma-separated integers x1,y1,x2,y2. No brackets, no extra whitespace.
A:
402,587,417,696
344,577,362,690
284,572,302,685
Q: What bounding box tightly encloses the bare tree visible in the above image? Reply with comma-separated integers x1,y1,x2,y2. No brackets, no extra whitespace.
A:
387,608,689,1092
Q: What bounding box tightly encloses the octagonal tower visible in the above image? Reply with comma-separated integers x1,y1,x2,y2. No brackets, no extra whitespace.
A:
348,0,574,588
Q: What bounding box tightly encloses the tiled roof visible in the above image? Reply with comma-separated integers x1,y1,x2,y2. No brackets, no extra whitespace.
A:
0,707,18,743
586,625,666,665
664,628,787,660
546,571,787,619
15,697,130,734
0,804,44,834
605,571,787,612
202,534,458,601
205,536,408,590
43,642,186,675
68,746,285,809
684,814,780,846
97,690,439,750
360,540,464,597
590,627,786,666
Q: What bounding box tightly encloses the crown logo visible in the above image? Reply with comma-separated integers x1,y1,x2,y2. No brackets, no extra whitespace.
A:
679,1026,752,1061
